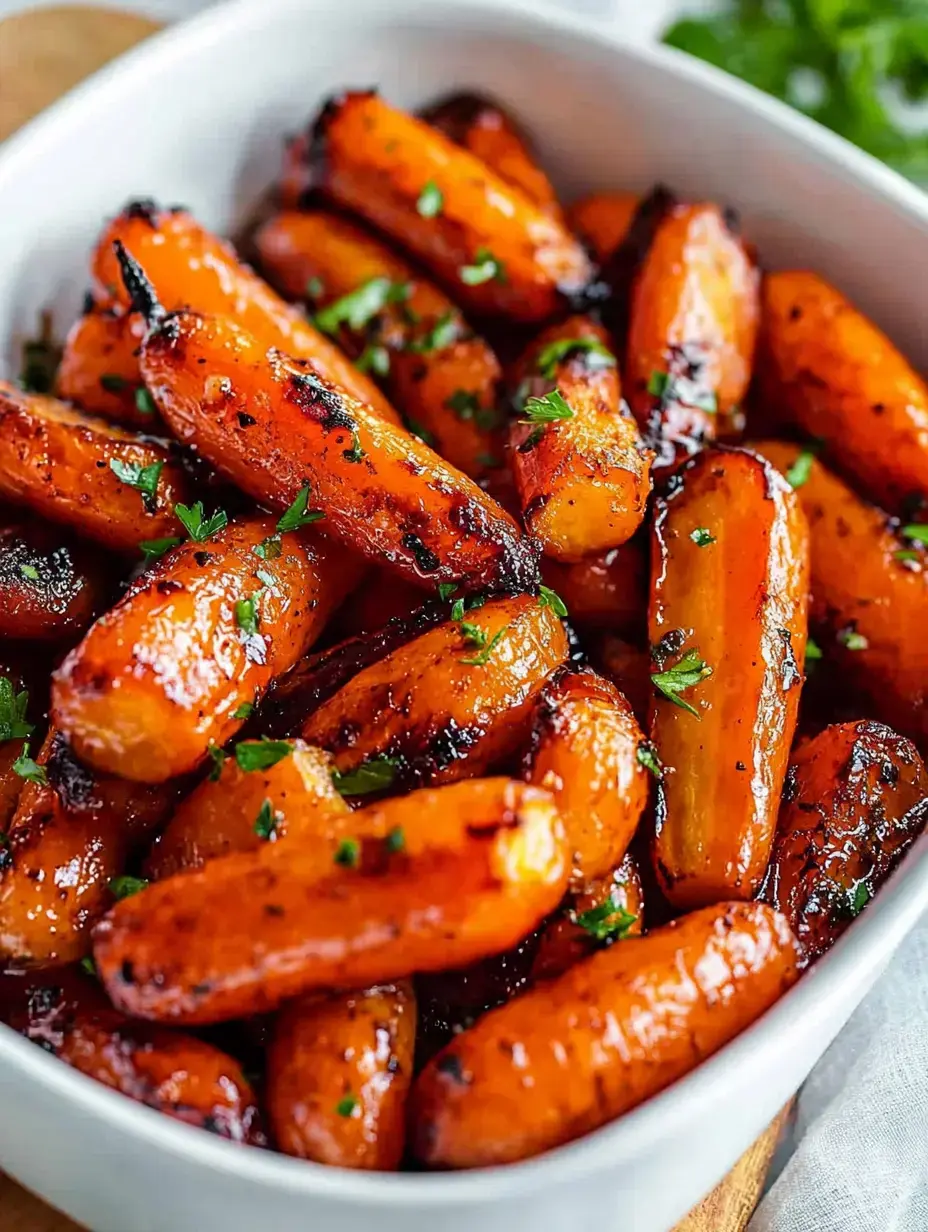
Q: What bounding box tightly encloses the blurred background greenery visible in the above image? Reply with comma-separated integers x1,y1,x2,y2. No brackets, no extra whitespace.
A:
663,1,928,179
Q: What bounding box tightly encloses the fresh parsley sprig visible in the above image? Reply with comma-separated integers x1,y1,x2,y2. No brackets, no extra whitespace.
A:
277,485,324,534
651,647,713,718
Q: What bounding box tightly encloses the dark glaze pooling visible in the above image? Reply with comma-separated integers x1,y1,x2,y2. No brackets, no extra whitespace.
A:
601,185,676,346
0,525,101,641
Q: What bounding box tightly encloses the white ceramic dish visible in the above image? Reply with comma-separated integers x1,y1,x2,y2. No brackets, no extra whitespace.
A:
1,1,928,1228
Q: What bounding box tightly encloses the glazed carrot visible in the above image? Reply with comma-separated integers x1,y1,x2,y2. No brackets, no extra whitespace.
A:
58,1011,265,1143
591,635,652,725
93,778,568,1024
529,853,644,983
0,729,179,965
91,201,399,423
524,669,649,888
255,209,504,478
757,271,928,513
764,721,928,962
411,900,800,1167
145,740,349,880
302,595,568,790
56,308,156,428
508,316,652,559
0,381,188,553
421,92,564,220
334,567,425,640
567,192,640,262
268,981,416,1169
296,92,593,322
133,303,537,595
541,537,647,638
0,662,42,833
650,447,809,910
0,521,107,642
0,964,108,1048
52,515,355,782
625,203,760,470
753,440,928,747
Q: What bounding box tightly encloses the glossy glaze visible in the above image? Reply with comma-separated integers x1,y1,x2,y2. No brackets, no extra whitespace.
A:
56,308,156,428
541,537,647,638
268,982,415,1169
93,777,568,1024
508,316,652,560
52,515,353,781
0,522,106,641
0,964,109,1049
567,191,639,262
303,595,568,789
650,447,809,909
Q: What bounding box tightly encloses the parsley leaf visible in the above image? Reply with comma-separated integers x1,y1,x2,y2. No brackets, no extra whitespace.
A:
444,388,498,429
135,388,157,416
385,826,405,853
314,277,410,335
235,739,292,773
334,837,360,867
344,429,365,464
406,419,436,447
235,597,260,636
460,248,506,286
636,740,663,779
253,799,280,841
462,626,507,667
536,336,616,379
355,343,390,377
174,501,228,543
784,449,816,490
460,621,487,649
537,585,568,618
139,536,181,564
331,757,398,797
207,744,227,782
12,742,46,785
416,181,444,217
109,459,163,511
232,701,255,720
839,628,869,651
306,275,325,301
80,956,97,978
277,485,324,534
253,535,282,561
520,390,575,424
691,527,715,547
650,647,713,718
335,1093,359,1117
19,563,39,582
805,637,823,661
100,373,128,392
407,311,458,354
437,582,457,601
901,523,928,544
573,896,637,942
108,875,149,900
647,368,717,414
0,678,33,742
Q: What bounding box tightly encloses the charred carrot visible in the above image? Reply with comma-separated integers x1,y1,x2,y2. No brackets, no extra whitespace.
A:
56,308,156,428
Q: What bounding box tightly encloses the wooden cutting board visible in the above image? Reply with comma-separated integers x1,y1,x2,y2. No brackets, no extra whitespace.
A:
0,7,790,1229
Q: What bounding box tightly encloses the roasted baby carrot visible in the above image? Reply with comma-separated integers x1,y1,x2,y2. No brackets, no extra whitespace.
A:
0,964,109,1048
764,721,928,962
753,440,928,747
541,537,647,638
625,203,760,469
145,739,349,879
132,300,537,595
0,381,188,553
295,92,593,322
508,316,652,559
333,567,425,640
650,447,810,909
53,515,355,782
411,901,800,1167
524,669,649,887
56,308,156,428
421,92,563,220
255,209,504,478
93,777,568,1024
302,594,568,790
757,271,928,514
0,728,179,965
268,981,416,1168
567,191,640,261
0,521,107,642
529,853,644,982
590,635,652,725
0,663,42,833
91,201,399,423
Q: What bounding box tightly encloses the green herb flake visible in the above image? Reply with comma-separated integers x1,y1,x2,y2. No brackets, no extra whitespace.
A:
650,647,713,718
0,678,33,743
647,368,716,414
901,524,928,545
895,548,921,564
574,896,637,942
332,756,399,797
19,563,40,581
805,638,823,662
690,527,715,547
839,628,869,651
109,459,164,511
235,597,260,636
407,311,458,355
139,536,182,565
406,419,436,447
108,875,149,900
462,626,507,667
276,485,324,534
537,585,568,618
207,743,227,782
100,373,129,392
416,180,444,218
253,535,283,561
12,742,46,785
80,956,97,978
235,739,293,773
647,370,671,400
520,390,574,425
460,621,487,649
253,799,280,842
437,582,457,601
336,1094,359,1118
315,277,410,335
460,248,506,286
784,450,816,490
536,336,616,380
636,740,663,779
334,837,361,868
344,428,365,464
255,568,277,590
444,388,497,429
232,701,255,720
306,275,325,301
175,501,228,543
135,387,157,416
355,344,390,377
385,826,405,854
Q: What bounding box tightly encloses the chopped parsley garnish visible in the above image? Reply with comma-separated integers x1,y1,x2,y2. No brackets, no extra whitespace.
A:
832,880,871,921
207,743,227,782
691,527,715,547
647,368,717,414
108,875,149,900
344,429,365,463
896,548,921,564
19,315,60,394
174,501,228,543
460,621,487,649
636,740,663,779
314,277,410,335
100,373,128,392
12,742,46,785
135,388,157,416
805,638,823,662
437,582,457,601
109,459,163,511
235,739,292,773
19,563,39,581
253,535,283,561
385,826,405,853
0,678,33,742
335,1094,359,1117
235,597,260,636
416,180,444,218
839,628,869,651
407,311,458,354
306,275,325,301
406,419,436,447
573,896,637,942
450,594,485,623
332,756,398,797
536,336,616,379
277,485,324,534
784,449,816,490
460,248,506,286
901,524,928,545
80,956,97,978
444,388,498,429
355,344,390,377
253,799,279,841
651,647,712,718
334,837,361,867
537,585,568,618
520,390,574,425
462,626,507,667
232,701,255,720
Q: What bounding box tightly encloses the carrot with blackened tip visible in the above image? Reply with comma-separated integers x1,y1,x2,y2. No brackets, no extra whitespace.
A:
114,241,164,327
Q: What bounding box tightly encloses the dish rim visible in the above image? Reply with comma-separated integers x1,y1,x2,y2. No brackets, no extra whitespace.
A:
1,0,928,1204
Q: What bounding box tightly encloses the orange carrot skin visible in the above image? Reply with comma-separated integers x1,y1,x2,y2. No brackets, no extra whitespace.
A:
755,440,928,746
255,209,504,479
525,669,648,888
764,720,928,962
93,778,568,1024
145,740,349,879
0,729,179,966
650,447,810,910
567,192,640,262
529,853,644,982
333,567,425,640
0,964,109,1048
303,595,568,790
591,635,652,725
52,516,354,782
625,204,760,470
140,311,538,595
0,382,188,553
541,537,648,638
91,202,399,424
757,271,928,514
56,309,156,428
421,92,564,220
411,901,801,1167
0,521,107,642
300,92,593,322
268,982,416,1169
509,316,652,559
